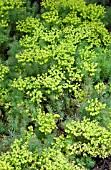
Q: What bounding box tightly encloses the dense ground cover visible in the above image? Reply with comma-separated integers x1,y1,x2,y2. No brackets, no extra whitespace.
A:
0,0,111,169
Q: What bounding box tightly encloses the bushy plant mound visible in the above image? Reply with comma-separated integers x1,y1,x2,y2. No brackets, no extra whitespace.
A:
85,0,111,31
0,0,111,169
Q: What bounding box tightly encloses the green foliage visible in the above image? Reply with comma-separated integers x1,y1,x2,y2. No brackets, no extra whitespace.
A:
104,7,111,29
0,0,36,61
0,0,111,169
94,46,111,81
0,0,24,58
85,0,109,6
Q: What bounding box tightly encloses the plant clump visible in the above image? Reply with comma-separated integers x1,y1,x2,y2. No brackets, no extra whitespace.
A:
0,0,111,169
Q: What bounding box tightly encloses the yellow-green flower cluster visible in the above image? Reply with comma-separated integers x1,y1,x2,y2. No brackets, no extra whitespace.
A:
65,118,111,158
0,65,9,81
37,109,60,135
94,82,107,94
85,98,106,116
